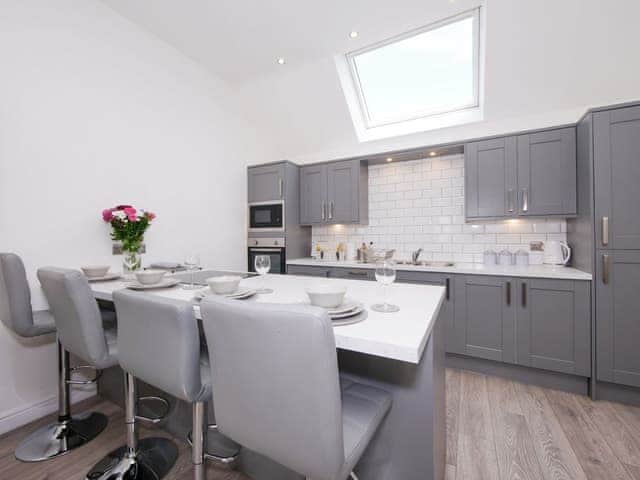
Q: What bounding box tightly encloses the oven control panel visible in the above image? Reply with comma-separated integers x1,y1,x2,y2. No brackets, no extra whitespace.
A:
248,237,286,248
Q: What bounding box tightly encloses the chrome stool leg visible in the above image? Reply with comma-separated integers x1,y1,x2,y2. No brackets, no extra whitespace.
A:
188,401,240,478
85,372,178,480
15,341,108,462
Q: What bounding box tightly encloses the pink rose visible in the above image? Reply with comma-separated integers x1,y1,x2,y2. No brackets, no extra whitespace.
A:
123,207,137,216
127,214,137,222
145,211,156,221
115,205,133,211
102,209,113,222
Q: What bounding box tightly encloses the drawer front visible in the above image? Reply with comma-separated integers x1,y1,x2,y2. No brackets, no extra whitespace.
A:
329,268,374,281
286,265,330,277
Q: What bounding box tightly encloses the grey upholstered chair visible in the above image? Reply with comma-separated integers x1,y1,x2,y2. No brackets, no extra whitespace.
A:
112,289,240,480
200,297,392,480
37,267,178,480
0,253,107,462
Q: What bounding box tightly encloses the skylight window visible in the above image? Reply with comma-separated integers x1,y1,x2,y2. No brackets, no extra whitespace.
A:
337,8,483,141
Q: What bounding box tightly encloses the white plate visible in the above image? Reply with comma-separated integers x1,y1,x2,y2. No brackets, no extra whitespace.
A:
329,304,365,320
300,298,360,315
125,278,181,290
86,273,121,283
332,310,367,326
194,287,256,300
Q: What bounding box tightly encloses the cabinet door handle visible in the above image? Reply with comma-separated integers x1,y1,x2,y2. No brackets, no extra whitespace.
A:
602,254,610,284
445,278,450,301
347,270,368,277
321,202,326,220
521,188,529,213
506,281,512,306
279,178,283,198
521,282,527,308
602,216,609,247
329,201,334,220
507,189,515,213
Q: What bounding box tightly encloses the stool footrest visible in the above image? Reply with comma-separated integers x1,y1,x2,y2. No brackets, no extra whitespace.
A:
66,365,102,385
187,424,240,467
135,396,171,424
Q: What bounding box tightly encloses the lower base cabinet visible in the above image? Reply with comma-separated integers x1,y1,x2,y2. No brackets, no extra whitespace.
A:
286,265,331,277
454,275,591,376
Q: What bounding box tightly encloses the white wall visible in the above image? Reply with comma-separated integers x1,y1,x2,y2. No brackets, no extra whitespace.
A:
0,0,275,432
312,155,566,263
238,0,640,164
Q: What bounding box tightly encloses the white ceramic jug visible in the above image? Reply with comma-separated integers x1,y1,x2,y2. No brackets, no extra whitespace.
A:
544,241,571,265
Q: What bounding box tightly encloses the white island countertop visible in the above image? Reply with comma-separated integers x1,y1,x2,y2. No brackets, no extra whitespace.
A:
90,272,445,365
287,258,593,281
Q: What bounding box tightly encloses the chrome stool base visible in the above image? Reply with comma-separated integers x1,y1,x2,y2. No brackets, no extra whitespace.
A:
187,425,240,468
15,411,108,463
85,437,178,480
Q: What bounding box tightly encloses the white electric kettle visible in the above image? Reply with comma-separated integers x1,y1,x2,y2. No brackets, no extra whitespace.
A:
544,241,571,266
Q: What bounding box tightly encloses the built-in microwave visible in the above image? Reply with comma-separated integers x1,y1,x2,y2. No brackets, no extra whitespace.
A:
248,201,284,232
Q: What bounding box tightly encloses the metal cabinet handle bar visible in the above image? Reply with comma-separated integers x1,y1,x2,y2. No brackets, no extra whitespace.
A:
321,202,326,220
602,254,611,284
445,278,450,301
521,282,527,308
521,188,529,213
329,201,334,220
507,189,515,213
602,217,609,246
279,178,283,198
506,282,512,306
347,271,368,276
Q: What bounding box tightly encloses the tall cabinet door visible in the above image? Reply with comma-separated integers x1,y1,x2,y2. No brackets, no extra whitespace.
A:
594,106,640,249
299,165,327,225
596,251,640,387
454,275,516,363
327,160,360,224
517,128,577,216
248,163,286,203
516,279,590,376
465,137,517,219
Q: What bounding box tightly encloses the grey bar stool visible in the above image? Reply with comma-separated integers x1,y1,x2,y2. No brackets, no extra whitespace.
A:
0,253,107,462
37,267,178,480
110,290,240,480
200,297,392,480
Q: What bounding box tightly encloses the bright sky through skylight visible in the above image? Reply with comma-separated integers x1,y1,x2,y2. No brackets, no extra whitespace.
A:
352,14,477,126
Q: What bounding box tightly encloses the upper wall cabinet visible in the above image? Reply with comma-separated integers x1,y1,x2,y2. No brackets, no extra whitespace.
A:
247,163,286,203
594,106,640,250
300,159,368,225
465,127,577,220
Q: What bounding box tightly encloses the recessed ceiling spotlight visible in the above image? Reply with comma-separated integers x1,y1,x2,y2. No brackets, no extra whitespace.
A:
276,57,286,65
429,151,437,157
350,31,359,39
386,157,393,162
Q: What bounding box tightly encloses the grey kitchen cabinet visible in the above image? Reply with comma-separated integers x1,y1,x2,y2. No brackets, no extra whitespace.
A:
299,159,368,225
594,106,640,250
453,275,516,363
465,127,577,220
516,278,590,376
329,267,374,281
596,250,640,387
516,128,577,217
396,271,458,354
299,164,327,225
286,264,330,277
247,163,286,203
465,137,517,219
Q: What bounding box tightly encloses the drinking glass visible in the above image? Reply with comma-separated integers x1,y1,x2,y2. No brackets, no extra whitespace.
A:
371,260,400,313
182,253,201,290
254,255,273,294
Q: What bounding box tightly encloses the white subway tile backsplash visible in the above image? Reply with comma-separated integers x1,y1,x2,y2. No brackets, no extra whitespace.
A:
311,153,567,262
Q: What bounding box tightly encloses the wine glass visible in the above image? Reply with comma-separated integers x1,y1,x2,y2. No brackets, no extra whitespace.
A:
182,253,201,290
254,255,273,294
371,260,400,313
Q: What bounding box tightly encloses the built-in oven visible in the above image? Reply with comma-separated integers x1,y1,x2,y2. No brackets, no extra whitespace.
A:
248,237,286,274
248,201,284,232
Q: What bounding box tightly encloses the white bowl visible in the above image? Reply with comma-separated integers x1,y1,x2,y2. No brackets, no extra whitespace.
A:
305,284,347,308
207,275,242,295
134,269,166,285
81,265,110,278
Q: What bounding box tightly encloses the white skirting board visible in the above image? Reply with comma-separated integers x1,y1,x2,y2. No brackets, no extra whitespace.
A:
0,386,96,436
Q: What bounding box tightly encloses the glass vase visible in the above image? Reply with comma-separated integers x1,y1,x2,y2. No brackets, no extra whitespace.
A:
122,249,142,273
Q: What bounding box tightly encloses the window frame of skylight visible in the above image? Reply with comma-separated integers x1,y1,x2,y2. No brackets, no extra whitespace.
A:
346,8,481,129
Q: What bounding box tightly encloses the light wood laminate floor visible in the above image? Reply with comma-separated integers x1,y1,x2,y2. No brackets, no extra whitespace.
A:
4,369,640,479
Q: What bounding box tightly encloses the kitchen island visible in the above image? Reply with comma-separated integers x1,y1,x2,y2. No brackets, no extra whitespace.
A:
91,271,447,480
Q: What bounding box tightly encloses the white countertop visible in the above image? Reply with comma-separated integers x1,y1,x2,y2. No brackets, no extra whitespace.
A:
90,272,445,365
287,258,593,281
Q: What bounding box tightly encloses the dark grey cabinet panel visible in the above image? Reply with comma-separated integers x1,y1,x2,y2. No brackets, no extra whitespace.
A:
517,128,577,216
396,271,457,354
454,275,516,363
465,137,517,219
248,163,286,203
594,106,640,250
329,267,374,281
516,279,590,376
300,159,367,226
299,165,327,225
596,250,640,387
286,264,330,277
